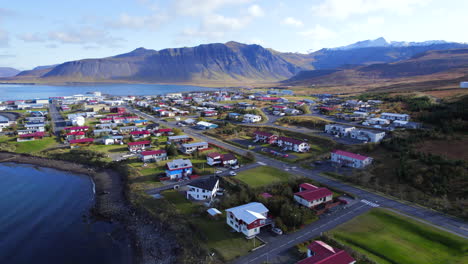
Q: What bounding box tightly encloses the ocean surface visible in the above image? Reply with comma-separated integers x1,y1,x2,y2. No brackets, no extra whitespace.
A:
0,83,215,100
0,163,133,264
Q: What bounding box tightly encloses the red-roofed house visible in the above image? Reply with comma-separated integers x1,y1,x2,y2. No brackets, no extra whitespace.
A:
65,131,86,141
128,140,151,152
100,117,113,123
277,136,310,152
253,131,278,144
69,138,94,148
297,241,355,264
130,130,151,140
294,183,333,208
17,132,46,142
202,110,218,117
64,126,89,133
330,150,373,168
139,150,168,162
154,128,172,136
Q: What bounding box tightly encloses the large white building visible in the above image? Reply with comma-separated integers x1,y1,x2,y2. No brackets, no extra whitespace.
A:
349,129,386,143
186,177,220,201
242,114,262,123
226,202,270,239
330,150,373,168
277,136,310,152
294,183,333,208
325,124,355,137
380,112,410,121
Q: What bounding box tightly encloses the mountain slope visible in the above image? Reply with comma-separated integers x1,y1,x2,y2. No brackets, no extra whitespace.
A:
283,48,468,87
0,67,20,77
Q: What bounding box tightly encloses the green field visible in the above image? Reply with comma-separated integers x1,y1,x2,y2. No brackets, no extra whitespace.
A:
331,209,468,264
234,166,294,188
0,136,59,153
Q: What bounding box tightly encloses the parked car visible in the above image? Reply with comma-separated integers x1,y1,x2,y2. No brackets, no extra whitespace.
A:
229,171,237,176
271,227,283,235
231,165,239,169
215,170,222,174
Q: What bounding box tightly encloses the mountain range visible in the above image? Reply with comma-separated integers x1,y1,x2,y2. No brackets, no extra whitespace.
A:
3,38,468,87
0,67,20,78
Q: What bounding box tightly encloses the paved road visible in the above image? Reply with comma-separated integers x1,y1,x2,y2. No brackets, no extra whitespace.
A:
48,101,67,135
125,105,468,262
233,202,372,264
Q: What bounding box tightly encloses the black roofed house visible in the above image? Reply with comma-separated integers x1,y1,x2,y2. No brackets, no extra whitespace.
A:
186,177,220,201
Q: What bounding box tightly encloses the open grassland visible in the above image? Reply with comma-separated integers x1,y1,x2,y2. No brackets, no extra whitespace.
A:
331,209,468,264
234,166,294,188
0,136,59,153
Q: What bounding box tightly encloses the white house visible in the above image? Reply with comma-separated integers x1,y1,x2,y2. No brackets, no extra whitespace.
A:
226,202,270,239
242,114,262,123
349,129,385,143
366,118,390,126
181,142,209,154
330,150,373,168
139,150,168,162
186,177,220,201
380,112,410,121
276,136,310,152
293,183,333,208
324,124,355,137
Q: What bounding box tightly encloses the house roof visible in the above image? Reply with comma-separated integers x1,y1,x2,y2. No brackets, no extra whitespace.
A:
226,202,268,224
130,130,150,135
221,153,236,161
296,241,355,264
189,177,219,191
278,136,306,145
295,187,333,202
64,126,89,130
331,150,369,161
182,142,208,148
19,132,45,138
66,131,85,136
166,159,192,170
168,135,190,140
141,150,166,156
157,128,172,133
207,152,222,159
69,138,94,144
128,140,151,146
299,183,319,190
207,208,222,216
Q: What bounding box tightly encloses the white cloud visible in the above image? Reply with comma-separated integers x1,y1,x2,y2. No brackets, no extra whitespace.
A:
312,0,429,19
181,14,249,39
248,5,264,17
282,17,304,27
348,16,385,32
299,25,336,40
246,38,265,46
0,29,8,47
48,27,123,47
174,0,253,16
110,12,167,30
18,33,46,42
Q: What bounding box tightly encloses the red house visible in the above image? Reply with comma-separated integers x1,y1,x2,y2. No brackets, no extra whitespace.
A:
297,241,355,264
253,131,278,144
69,138,94,148
294,183,333,209
110,107,126,114
128,140,152,152
17,132,46,142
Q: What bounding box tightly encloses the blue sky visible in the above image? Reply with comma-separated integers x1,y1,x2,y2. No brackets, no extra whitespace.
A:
1,0,467,69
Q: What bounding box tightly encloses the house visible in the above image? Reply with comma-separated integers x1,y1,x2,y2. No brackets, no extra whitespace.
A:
168,135,193,143
110,107,126,114
349,129,385,143
226,202,270,239
276,136,310,152
392,120,422,129
64,126,89,133
119,126,138,134
195,121,218,130
69,138,94,148
206,152,222,166
242,114,262,123
186,177,220,201
128,140,152,152
330,150,373,168
253,131,278,144
102,135,123,145
25,123,45,132
154,128,172,136
93,129,113,137
17,132,46,142
206,152,238,166
284,108,301,115
130,130,151,140
221,153,237,166
294,183,333,208
297,241,355,264
366,118,390,125
181,142,209,154
228,112,242,120
165,159,193,179
324,124,355,137
202,110,218,117
139,150,168,162
66,131,86,141
380,112,410,121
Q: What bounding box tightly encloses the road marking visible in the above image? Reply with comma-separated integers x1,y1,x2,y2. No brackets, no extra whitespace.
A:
361,199,380,208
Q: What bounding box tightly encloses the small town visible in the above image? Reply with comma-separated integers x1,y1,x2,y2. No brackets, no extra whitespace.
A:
1,86,466,264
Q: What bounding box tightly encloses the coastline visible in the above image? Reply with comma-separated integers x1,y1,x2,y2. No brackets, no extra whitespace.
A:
0,152,177,264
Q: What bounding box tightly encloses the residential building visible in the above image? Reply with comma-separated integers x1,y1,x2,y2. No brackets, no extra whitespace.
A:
330,150,373,168
349,129,385,143
64,126,89,133
294,183,333,208
130,130,151,140
195,121,218,130
17,132,46,142
181,142,209,154
206,152,237,166
253,131,278,144
242,114,262,123
165,159,193,179
380,112,410,121
25,123,45,132
202,110,218,117
226,202,270,239
297,241,355,264
154,128,172,136
277,136,310,152
69,138,94,148
139,150,168,163
325,124,355,137
168,135,192,143
102,135,123,145
128,140,151,152
186,177,220,201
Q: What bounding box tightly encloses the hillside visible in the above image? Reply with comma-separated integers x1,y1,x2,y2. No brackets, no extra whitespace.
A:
0,67,20,77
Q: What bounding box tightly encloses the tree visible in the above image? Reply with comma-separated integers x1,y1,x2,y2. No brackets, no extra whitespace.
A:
246,151,256,161
172,128,182,135
166,143,178,156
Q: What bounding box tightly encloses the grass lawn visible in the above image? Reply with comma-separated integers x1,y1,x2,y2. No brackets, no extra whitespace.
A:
331,209,468,264
234,166,294,188
162,190,201,215
193,217,263,261
87,144,128,153
15,137,59,153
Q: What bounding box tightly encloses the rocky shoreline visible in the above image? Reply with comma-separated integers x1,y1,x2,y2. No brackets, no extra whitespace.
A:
0,152,177,264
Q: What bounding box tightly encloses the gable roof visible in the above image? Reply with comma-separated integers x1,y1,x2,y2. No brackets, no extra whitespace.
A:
206,152,222,159
221,153,236,161
331,150,370,161
254,130,274,137
128,140,151,146
141,150,166,156
166,159,192,170
189,177,219,191
297,241,355,264
69,138,94,144
295,187,333,202
226,202,268,224
278,136,307,145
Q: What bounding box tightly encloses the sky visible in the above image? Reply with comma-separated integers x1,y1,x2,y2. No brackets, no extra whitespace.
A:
1,0,467,70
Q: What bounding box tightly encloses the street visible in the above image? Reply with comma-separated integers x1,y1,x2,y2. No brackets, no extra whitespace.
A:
48,101,67,136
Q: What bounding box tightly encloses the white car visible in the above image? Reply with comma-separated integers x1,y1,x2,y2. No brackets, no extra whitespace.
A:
215,170,222,174
271,227,283,235
231,165,239,170
229,171,237,176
